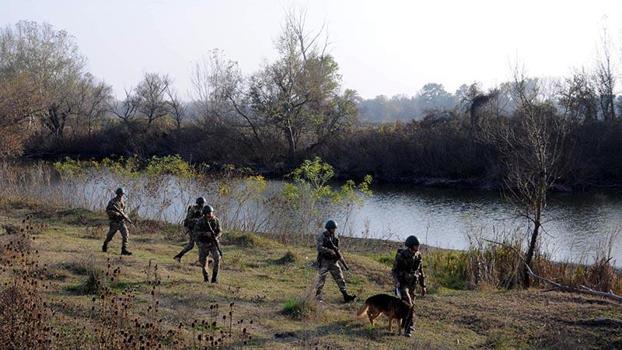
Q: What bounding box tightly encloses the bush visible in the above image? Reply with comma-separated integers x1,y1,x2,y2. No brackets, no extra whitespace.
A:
282,297,316,320
427,250,468,290
273,251,298,265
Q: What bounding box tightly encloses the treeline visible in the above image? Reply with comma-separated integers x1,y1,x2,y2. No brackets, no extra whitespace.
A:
2,19,622,188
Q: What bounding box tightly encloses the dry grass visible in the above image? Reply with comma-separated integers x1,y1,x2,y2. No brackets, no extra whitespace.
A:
1,200,622,349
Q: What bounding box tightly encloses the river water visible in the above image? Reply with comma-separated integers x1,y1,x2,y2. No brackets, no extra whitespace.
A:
346,186,622,265
42,171,622,265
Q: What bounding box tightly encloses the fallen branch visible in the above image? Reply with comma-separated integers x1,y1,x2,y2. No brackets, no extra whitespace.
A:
483,238,622,303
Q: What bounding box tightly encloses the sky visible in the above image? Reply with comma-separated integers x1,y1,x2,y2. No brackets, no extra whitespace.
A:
2,0,622,99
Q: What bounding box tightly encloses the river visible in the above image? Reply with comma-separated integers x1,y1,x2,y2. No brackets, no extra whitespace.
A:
25,169,622,265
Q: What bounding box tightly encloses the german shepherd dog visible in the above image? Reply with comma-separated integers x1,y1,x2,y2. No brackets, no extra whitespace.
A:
356,294,414,335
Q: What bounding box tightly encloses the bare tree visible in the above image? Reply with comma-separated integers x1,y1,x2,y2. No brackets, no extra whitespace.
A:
109,89,139,124
192,49,267,150
477,70,571,288
166,87,186,129
74,73,113,135
594,27,617,121
135,73,171,125
558,69,598,122
247,9,357,164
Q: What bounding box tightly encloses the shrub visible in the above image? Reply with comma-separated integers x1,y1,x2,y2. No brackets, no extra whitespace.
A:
282,297,317,320
274,251,298,265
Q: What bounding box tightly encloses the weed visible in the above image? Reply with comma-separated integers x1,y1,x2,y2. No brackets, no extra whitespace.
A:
274,251,298,265
282,296,317,320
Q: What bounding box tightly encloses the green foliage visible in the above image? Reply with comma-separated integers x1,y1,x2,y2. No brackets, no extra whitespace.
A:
53,157,87,177
284,156,373,206
144,155,193,178
376,253,394,267
281,297,316,320
53,155,194,179
100,156,141,178
426,250,468,290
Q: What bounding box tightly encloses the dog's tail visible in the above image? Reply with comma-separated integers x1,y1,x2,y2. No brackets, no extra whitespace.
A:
356,303,369,318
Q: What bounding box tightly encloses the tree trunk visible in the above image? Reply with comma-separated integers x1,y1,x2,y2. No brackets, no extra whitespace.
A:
285,126,296,166
523,219,541,288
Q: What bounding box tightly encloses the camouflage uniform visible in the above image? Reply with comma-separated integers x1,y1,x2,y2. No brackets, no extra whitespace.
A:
193,216,222,283
174,204,204,260
314,231,348,299
103,196,129,252
392,248,426,335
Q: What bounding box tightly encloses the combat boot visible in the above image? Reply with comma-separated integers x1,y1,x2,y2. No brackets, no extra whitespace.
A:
121,249,132,256
341,290,357,303
403,314,414,337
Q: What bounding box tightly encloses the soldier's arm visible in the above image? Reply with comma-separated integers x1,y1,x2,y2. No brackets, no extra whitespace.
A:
184,206,194,220
212,219,222,239
418,256,427,289
316,234,335,255
106,201,124,218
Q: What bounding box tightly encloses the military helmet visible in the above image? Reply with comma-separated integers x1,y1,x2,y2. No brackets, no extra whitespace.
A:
325,220,337,230
202,205,214,215
115,187,125,195
196,197,206,205
405,235,420,248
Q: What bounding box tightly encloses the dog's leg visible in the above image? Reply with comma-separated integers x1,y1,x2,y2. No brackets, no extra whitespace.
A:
388,318,392,334
369,311,380,326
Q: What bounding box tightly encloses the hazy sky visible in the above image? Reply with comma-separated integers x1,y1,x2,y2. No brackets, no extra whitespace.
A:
2,0,622,99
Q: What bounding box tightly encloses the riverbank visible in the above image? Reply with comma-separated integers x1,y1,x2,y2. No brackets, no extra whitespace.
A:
1,198,621,349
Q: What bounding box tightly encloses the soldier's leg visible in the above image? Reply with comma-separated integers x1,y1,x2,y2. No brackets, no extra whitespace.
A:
209,244,220,283
328,262,347,293
402,285,416,336
198,242,209,282
329,263,356,302
174,230,195,260
102,222,118,252
314,261,330,299
119,223,131,255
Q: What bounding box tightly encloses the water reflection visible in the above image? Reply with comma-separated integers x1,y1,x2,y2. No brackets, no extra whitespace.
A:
57,174,622,265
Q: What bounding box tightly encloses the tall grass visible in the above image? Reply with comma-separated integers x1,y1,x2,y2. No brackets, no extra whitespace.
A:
0,157,371,245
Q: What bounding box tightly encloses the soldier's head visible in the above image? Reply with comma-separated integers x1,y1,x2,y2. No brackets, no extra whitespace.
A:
196,197,206,206
325,220,337,234
115,187,125,197
202,205,214,218
405,235,420,252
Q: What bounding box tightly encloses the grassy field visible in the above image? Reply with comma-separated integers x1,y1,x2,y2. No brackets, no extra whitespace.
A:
1,199,621,349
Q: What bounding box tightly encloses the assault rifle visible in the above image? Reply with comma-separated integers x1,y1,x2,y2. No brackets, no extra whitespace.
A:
326,239,349,271
206,220,223,258
110,207,134,226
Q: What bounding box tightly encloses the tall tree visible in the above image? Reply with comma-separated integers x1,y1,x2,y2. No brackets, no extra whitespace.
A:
135,73,171,125
0,21,86,137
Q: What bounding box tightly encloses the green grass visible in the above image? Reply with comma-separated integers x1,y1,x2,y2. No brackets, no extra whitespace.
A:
1,200,622,349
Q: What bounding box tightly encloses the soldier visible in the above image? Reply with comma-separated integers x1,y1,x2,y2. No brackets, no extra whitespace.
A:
102,187,132,256
314,220,357,303
392,235,427,337
193,205,222,283
173,197,206,263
